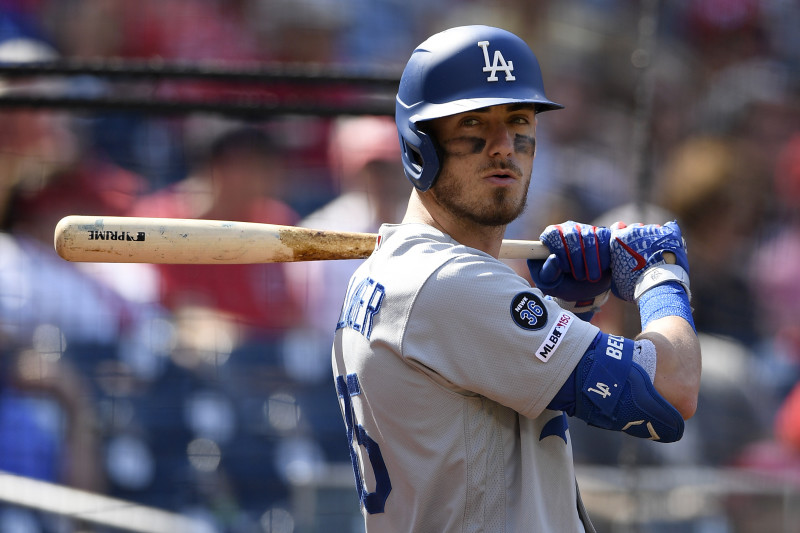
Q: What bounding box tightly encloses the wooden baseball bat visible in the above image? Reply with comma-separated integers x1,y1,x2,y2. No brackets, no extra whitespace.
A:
54,215,550,264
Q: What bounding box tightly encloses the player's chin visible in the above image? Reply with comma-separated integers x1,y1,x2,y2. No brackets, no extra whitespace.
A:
476,192,527,226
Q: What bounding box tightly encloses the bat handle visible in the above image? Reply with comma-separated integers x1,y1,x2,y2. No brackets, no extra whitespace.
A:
498,240,550,260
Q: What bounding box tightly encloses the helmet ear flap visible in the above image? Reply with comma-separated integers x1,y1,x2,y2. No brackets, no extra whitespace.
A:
399,126,441,192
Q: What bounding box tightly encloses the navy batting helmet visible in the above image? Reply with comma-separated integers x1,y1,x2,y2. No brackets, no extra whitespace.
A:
395,25,563,191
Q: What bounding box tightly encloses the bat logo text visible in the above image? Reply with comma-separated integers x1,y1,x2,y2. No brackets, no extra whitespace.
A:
87,230,146,242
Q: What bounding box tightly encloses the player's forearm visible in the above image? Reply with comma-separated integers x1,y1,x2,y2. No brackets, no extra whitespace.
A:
637,315,701,419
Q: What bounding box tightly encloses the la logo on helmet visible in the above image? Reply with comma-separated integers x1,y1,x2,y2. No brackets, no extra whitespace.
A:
478,41,516,82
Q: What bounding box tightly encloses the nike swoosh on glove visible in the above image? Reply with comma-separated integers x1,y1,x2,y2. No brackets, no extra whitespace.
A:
609,220,690,302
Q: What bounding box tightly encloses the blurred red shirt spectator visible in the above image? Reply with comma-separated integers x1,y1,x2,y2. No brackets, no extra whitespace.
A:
130,126,303,339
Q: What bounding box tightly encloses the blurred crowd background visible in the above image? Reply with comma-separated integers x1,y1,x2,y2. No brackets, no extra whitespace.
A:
0,0,799,532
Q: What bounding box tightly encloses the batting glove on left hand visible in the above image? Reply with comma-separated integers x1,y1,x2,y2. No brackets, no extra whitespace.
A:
528,221,612,320
609,220,691,302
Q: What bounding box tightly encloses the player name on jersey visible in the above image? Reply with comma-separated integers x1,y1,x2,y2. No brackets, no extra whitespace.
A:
337,276,385,340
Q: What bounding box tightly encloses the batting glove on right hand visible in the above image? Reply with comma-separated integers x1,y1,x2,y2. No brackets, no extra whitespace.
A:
609,220,691,302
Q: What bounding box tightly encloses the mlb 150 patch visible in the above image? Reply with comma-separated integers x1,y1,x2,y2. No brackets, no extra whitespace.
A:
510,291,548,330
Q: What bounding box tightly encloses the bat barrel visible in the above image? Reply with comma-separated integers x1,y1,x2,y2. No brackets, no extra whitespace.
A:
54,215,379,264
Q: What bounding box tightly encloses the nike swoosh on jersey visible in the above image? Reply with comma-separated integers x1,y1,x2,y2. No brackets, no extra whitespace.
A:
615,238,647,271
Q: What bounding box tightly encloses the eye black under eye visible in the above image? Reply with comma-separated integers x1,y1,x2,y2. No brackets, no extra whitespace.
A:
514,135,536,155
443,136,486,155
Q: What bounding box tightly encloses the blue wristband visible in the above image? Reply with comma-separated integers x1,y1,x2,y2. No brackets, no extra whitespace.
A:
637,281,696,332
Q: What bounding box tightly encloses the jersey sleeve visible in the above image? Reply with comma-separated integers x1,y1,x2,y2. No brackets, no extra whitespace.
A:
401,254,600,418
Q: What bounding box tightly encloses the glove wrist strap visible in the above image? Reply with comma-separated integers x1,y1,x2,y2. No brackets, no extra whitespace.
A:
633,263,691,302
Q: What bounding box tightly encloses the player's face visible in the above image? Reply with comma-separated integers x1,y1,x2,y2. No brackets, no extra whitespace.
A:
426,103,536,227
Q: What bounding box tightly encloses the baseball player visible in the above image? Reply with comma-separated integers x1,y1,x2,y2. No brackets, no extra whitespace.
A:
333,25,701,532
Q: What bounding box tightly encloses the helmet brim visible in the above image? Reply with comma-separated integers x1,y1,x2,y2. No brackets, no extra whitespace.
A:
407,96,564,124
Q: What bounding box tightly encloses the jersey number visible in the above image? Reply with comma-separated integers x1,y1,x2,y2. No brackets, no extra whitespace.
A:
520,301,544,325
336,373,392,514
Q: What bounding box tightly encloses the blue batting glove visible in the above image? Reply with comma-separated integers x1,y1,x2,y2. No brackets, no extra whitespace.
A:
609,220,691,302
528,221,612,319
528,259,612,302
537,221,611,283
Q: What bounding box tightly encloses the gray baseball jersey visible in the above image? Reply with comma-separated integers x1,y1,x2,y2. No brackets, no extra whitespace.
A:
333,223,600,532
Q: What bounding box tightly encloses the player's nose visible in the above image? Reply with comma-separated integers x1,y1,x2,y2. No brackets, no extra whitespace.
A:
486,121,514,158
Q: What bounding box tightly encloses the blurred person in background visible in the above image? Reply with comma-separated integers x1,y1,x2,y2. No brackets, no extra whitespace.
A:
125,125,312,523
0,30,165,354
129,125,303,344
651,135,768,348
0,340,101,491
0,102,175,503
0,35,174,532
291,116,408,336
741,135,800,484
1,109,301,528
0,339,105,533
746,134,800,402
